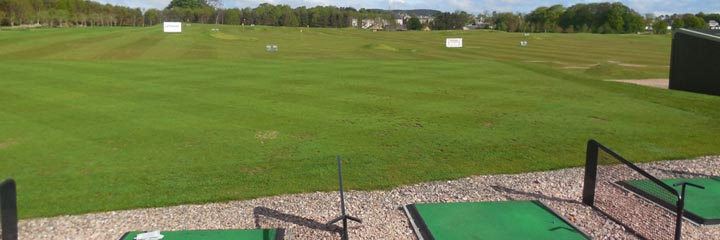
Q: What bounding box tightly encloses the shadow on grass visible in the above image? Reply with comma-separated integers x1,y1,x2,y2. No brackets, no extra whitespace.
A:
252,206,342,233
490,185,581,205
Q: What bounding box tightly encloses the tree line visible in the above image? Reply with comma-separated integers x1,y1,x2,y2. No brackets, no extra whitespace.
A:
483,2,719,34
0,0,144,27
0,0,392,28
1,0,718,34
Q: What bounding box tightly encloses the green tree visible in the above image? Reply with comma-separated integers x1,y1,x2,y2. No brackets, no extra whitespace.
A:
166,0,208,10
493,12,521,32
527,6,548,32
606,3,624,33
671,16,685,29
2,0,32,26
144,8,161,25
432,11,473,30
280,6,299,27
546,5,564,32
29,0,44,24
682,14,708,29
407,16,422,30
652,20,668,34
224,8,240,25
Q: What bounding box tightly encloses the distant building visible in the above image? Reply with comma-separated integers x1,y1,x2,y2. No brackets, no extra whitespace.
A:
361,18,389,29
369,24,384,31
418,16,434,25
463,24,480,30
710,20,719,30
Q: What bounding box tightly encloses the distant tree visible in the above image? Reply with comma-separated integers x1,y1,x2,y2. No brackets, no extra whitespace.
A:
671,15,685,29
493,12,521,32
166,0,208,10
50,9,69,26
556,2,642,34
565,25,574,33
29,0,44,24
2,0,32,26
280,6,299,27
527,4,564,32
652,20,668,34
407,16,421,30
681,14,708,29
224,8,240,25
206,0,221,24
696,12,720,23
144,8,161,25
644,13,655,25
432,11,472,30
527,6,548,32
545,5,564,32
606,3,625,33
581,24,589,33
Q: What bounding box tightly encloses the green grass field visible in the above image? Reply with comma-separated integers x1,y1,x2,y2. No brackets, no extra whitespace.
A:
1,25,719,218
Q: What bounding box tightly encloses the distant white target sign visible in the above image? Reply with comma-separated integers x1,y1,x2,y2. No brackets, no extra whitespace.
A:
446,38,463,48
164,22,182,33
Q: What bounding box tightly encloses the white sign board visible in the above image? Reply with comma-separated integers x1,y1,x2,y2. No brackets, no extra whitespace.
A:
164,22,182,33
446,38,463,48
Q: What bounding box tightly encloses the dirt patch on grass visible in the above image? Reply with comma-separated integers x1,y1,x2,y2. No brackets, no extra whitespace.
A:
618,63,647,68
255,131,279,140
607,60,647,68
210,32,258,41
363,43,399,52
0,140,17,149
608,79,668,89
562,64,599,70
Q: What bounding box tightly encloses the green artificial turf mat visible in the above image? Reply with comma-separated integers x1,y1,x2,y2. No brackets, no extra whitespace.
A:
406,200,588,239
622,177,720,224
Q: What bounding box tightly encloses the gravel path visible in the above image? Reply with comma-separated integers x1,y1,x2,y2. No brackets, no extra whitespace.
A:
19,156,720,239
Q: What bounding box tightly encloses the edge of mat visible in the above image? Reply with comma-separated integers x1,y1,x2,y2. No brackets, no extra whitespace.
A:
403,204,435,240
532,200,592,239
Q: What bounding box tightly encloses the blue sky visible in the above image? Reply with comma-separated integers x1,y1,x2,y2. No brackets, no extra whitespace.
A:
97,0,719,15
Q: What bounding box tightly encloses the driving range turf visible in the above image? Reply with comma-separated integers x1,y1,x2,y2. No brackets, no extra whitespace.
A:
1,25,719,218
406,201,589,239
622,177,720,225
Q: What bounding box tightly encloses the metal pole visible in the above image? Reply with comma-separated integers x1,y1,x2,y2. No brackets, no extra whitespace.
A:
327,156,360,240
1,179,18,240
673,182,705,240
337,155,348,240
674,193,684,240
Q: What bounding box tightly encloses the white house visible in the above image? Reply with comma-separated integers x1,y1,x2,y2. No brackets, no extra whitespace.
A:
710,20,719,30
